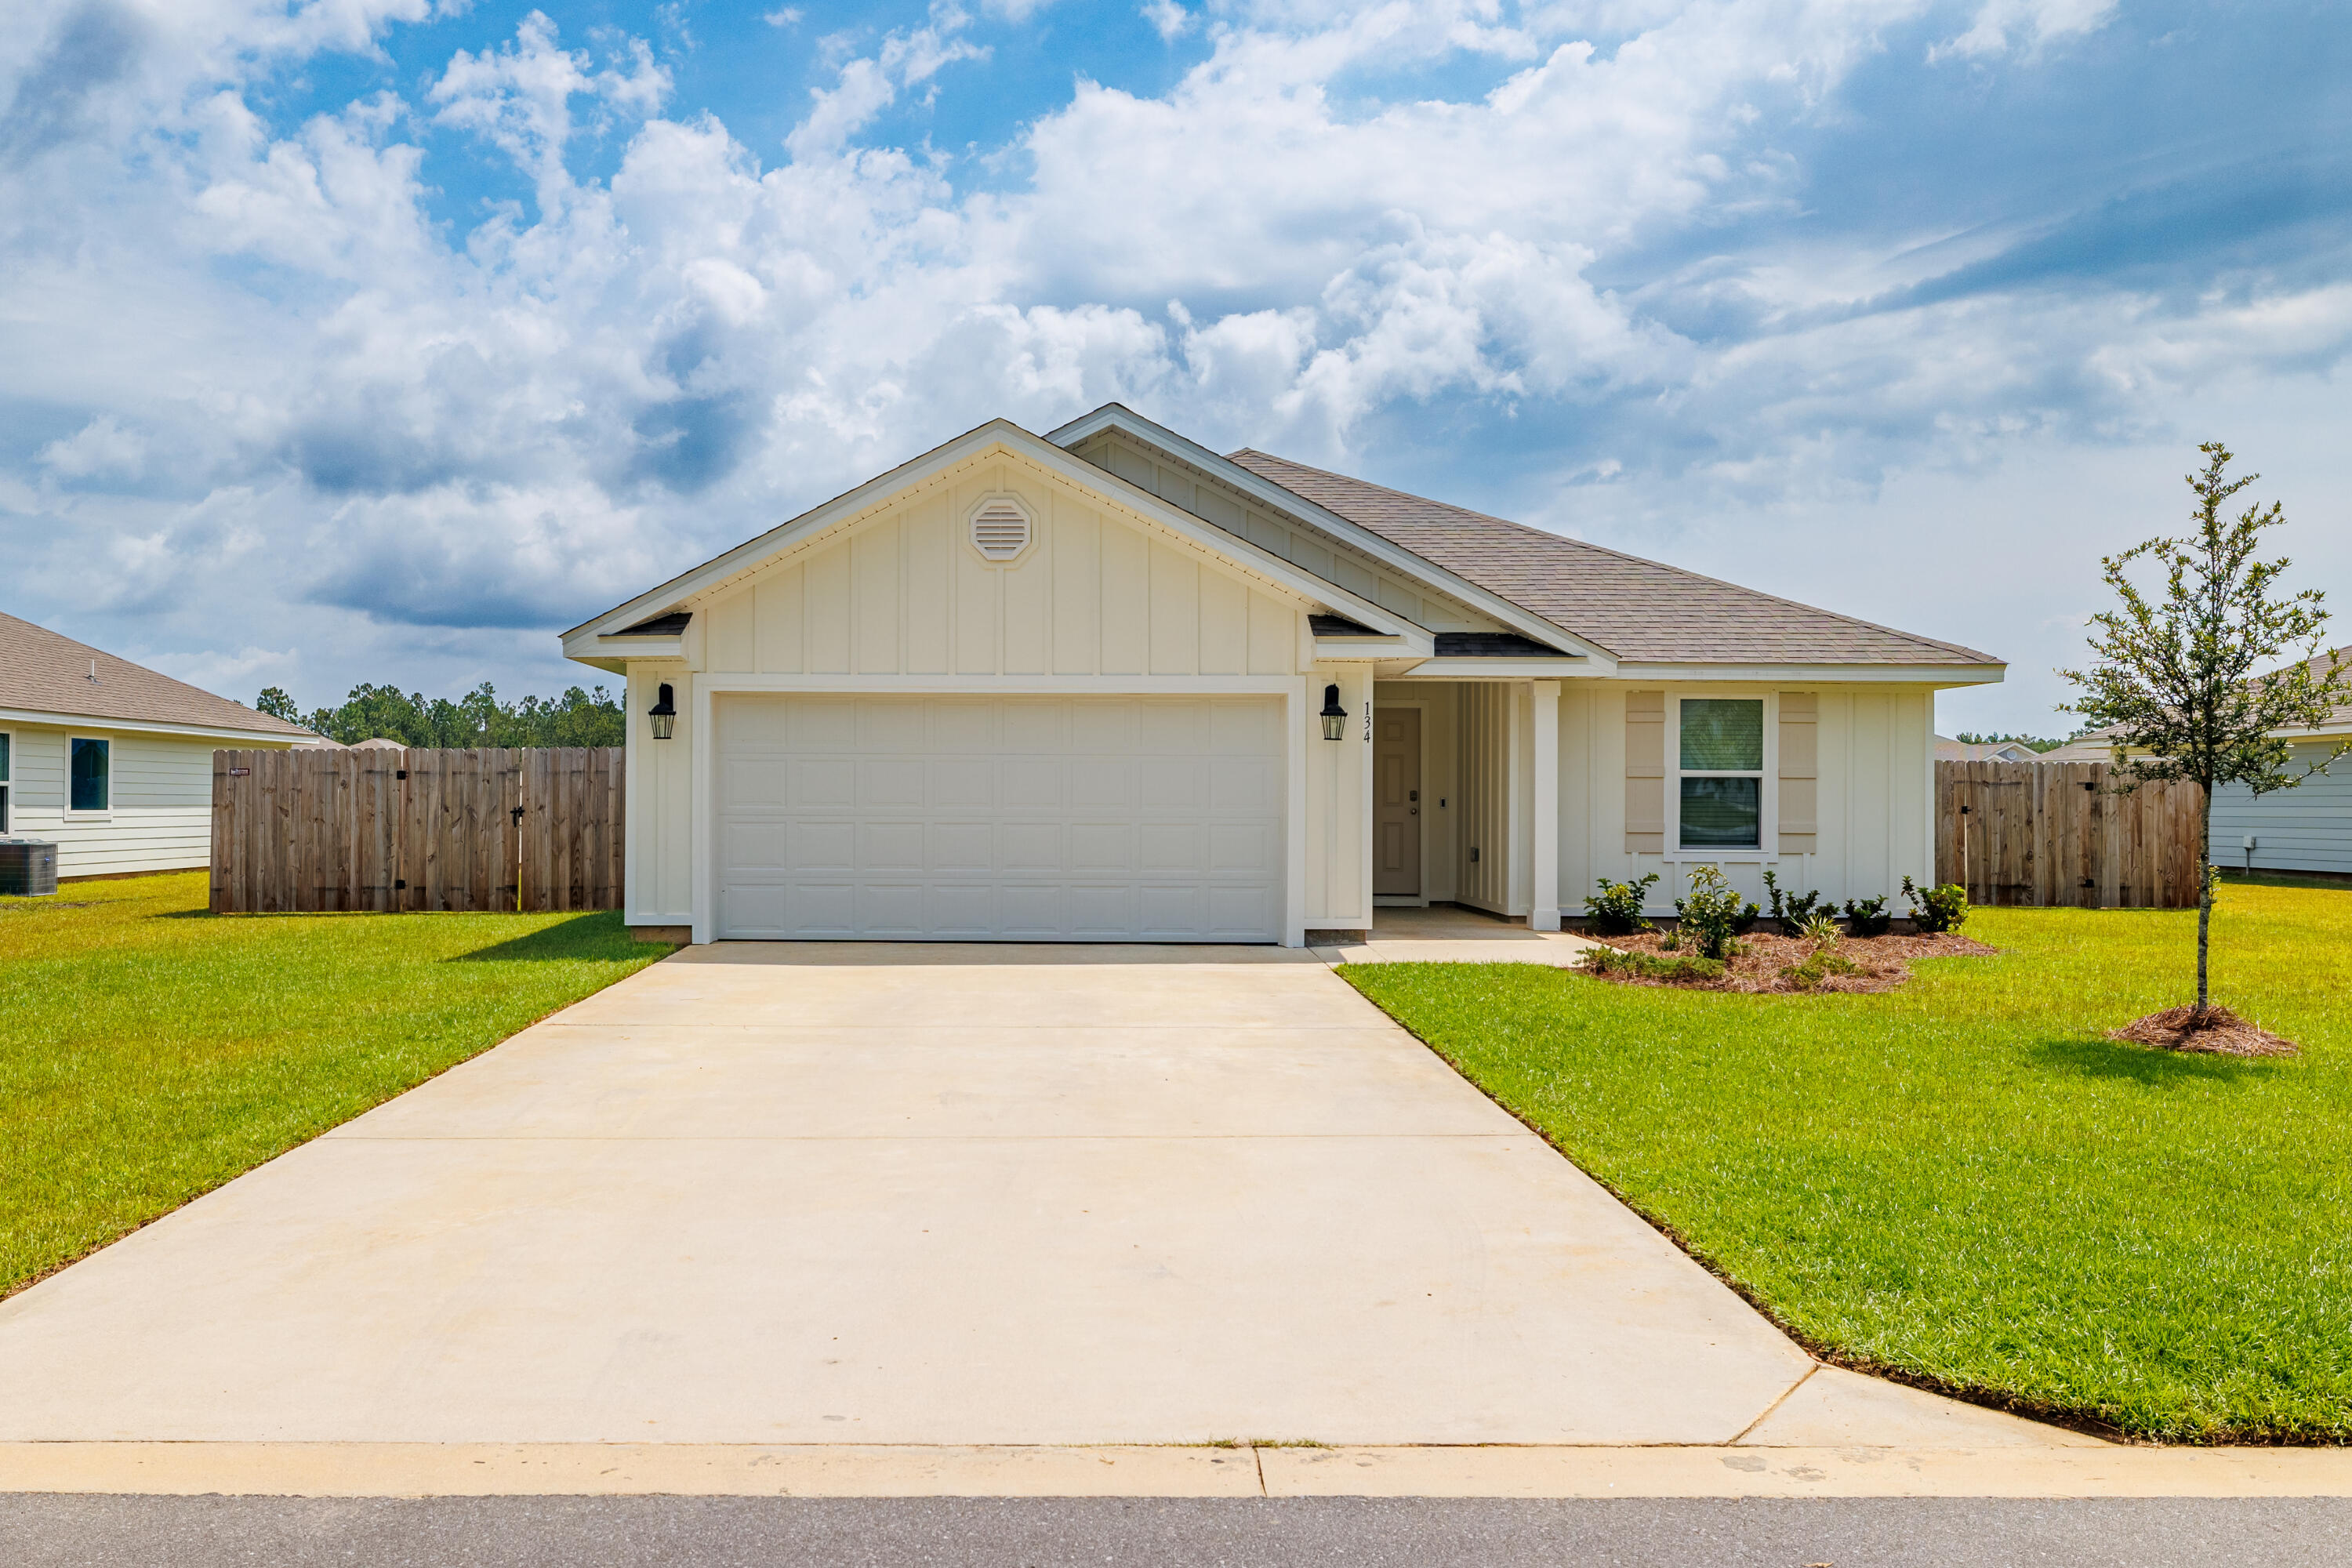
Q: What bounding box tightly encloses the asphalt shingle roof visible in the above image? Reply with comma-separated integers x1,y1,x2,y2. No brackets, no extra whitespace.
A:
0,612,315,737
1225,450,2001,666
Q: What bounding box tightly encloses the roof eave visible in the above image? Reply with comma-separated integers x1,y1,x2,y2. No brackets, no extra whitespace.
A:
0,705,317,745
1606,661,2008,686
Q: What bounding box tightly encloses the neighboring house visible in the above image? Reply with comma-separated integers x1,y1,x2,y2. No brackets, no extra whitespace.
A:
0,612,315,877
2212,647,2352,877
2035,735,2118,763
1936,735,2044,763
563,408,2004,945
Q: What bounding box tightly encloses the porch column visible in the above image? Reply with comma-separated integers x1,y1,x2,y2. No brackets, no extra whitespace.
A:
1531,680,1561,930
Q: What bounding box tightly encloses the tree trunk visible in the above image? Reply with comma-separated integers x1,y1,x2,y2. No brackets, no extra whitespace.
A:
2196,782,2213,1018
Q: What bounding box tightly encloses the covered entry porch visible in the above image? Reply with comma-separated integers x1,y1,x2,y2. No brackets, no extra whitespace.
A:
1365,677,1565,931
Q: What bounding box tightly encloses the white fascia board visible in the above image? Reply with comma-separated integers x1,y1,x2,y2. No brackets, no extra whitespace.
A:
1046,404,1610,667
561,417,1422,654
1388,659,1595,680
0,707,312,746
1610,662,2008,687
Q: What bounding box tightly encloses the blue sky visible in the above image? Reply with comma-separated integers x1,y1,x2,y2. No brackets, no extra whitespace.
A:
4,0,2348,734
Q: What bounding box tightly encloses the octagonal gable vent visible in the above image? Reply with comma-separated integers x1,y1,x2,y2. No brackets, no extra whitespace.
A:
970,497,1032,561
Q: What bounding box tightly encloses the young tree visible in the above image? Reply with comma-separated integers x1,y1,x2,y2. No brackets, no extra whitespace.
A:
2060,442,2351,1018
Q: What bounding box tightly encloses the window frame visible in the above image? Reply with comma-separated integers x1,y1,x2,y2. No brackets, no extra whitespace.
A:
67,734,112,818
1667,691,1777,859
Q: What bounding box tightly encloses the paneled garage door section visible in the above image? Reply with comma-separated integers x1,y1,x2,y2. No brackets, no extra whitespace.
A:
716,695,1284,941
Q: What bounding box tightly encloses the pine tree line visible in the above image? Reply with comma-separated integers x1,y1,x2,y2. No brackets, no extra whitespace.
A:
256,682,626,749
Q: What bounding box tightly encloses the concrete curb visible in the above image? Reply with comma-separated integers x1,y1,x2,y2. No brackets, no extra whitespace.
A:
3,1443,2347,1499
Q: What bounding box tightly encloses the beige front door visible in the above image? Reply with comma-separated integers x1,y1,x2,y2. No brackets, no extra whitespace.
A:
1374,706,1422,898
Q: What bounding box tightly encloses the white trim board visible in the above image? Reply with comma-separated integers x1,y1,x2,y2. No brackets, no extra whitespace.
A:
0,708,310,746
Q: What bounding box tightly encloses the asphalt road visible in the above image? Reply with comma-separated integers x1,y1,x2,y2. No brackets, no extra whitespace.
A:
5,1496,2347,1566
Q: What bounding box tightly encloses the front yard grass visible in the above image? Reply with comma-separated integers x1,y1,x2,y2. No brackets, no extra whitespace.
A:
1,871,670,1300
1345,877,2352,1443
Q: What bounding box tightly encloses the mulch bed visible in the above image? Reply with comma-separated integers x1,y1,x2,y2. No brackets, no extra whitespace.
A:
1583,927,1999,994
2110,1004,2300,1058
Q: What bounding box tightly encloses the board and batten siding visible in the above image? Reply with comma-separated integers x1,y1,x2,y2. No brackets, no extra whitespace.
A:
1555,684,1935,916
621,448,1376,938
695,456,1303,681
2211,740,2352,875
1,723,224,877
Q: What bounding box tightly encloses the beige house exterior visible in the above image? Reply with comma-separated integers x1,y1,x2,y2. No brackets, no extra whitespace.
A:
0,612,314,878
564,408,2003,945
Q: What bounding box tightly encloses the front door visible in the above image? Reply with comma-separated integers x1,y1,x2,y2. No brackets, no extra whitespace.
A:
1374,707,1422,898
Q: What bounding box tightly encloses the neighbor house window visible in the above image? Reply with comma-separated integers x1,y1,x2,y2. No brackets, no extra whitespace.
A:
71,736,110,813
1678,699,1763,849
0,731,9,833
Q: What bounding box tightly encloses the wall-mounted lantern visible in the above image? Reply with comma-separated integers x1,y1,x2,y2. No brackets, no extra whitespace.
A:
1319,683,1348,742
648,683,678,740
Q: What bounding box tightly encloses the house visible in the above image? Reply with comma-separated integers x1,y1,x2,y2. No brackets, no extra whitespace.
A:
1936,735,2045,763
2034,735,2118,763
2212,647,2352,878
0,612,315,878
561,408,2004,945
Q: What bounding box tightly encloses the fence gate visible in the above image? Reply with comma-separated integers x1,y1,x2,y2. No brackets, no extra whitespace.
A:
1934,760,2202,909
211,747,623,915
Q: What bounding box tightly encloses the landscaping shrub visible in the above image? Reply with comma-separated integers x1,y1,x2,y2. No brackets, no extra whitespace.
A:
1901,875,1970,935
1583,946,1726,982
1674,866,1757,960
1842,894,1893,938
1798,910,1842,946
1583,873,1659,935
1762,869,1825,936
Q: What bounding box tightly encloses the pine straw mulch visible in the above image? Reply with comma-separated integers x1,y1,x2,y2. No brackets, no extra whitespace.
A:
1581,927,1999,994
2109,1004,2301,1058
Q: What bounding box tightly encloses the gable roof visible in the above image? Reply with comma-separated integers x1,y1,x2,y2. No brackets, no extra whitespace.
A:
564,419,1428,662
0,612,314,739
1047,403,1599,660
1225,450,2000,668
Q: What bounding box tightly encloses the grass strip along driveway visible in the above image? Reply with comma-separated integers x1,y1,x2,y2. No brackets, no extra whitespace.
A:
1346,878,2352,1444
1,872,669,1301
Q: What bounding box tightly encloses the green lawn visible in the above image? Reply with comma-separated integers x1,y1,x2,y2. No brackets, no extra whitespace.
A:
1,871,670,1300
1345,878,2352,1443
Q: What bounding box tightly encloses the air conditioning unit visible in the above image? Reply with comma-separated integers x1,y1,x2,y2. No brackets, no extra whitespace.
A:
0,837,58,897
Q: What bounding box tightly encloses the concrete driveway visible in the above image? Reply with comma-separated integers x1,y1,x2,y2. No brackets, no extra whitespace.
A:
0,943,2073,1449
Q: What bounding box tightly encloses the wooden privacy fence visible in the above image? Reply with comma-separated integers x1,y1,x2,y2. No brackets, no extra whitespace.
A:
1935,760,2203,909
211,747,623,915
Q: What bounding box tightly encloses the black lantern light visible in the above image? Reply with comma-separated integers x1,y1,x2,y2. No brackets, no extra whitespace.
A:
1319,682,1347,742
648,682,678,740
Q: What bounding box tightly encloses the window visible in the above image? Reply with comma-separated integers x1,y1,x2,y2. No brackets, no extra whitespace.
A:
1678,698,1762,849
0,731,9,833
71,736,110,813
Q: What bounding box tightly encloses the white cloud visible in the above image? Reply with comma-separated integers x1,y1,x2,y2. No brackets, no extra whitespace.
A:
39,415,147,481
0,0,2343,724
428,10,670,201
1142,0,1192,42
1929,0,2116,62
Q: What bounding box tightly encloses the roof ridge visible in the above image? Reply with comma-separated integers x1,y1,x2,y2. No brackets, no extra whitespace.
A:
1229,449,1999,666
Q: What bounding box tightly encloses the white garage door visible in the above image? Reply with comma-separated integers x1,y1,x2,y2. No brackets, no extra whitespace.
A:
715,695,1285,942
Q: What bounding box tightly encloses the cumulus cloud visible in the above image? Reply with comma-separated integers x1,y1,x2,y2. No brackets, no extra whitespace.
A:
0,0,2343,720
